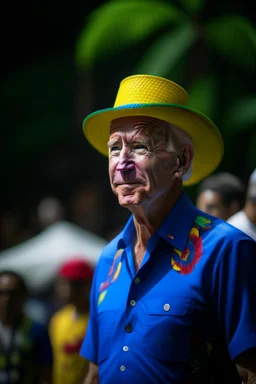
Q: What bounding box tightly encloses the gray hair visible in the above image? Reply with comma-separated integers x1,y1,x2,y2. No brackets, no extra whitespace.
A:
158,122,194,181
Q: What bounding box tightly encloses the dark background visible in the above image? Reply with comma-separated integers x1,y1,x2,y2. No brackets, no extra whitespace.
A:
1,0,255,247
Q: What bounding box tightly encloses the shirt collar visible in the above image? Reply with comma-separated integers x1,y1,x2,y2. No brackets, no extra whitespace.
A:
157,191,197,251
117,215,135,250
118,191,197,252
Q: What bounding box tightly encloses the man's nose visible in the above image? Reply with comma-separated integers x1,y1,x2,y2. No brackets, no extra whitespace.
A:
116,147,135,171
117,161,135,171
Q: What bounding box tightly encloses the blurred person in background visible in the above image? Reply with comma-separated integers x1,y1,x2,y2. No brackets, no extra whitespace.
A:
228,168,256,240
196,172,246,220
68,182,104,236
0,212,21,250
49,257,94,384
0,212,33,251
36,196,66,231
0,270,53,383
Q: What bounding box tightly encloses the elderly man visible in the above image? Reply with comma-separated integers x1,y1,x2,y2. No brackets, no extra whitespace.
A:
80,74,256,384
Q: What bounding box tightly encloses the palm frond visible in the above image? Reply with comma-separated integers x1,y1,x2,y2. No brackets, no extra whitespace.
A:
2,54,73,157
187,74,219,119
205,15,256,72
75,0,186,69
179,0,205,15
223,96,256,132
134,23,197,77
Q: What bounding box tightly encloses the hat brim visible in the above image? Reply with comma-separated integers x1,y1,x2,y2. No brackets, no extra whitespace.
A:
82,103,224,186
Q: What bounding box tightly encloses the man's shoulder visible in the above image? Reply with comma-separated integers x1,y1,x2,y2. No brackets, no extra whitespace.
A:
195,209,252,245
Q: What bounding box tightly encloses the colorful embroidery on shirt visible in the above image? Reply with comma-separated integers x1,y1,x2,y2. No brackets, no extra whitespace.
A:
97,248,123,306
171,216,211,274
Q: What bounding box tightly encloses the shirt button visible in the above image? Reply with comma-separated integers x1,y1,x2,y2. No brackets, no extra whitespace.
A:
134,277,140,284
163,303,170,311
125,324,132,333
123,346,129,352
130,300,136,307
120,365,126,372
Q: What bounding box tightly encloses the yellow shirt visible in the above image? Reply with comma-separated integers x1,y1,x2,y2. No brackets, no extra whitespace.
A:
49,305,89,384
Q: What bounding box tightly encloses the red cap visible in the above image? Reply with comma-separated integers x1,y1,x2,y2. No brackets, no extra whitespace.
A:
58,257,94,281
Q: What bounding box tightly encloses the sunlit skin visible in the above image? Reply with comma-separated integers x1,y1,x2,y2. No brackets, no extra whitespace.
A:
108,116,193,267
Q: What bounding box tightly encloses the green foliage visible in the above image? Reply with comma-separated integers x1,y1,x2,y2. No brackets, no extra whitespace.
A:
205,15,256,72
179,0,205,14
75,0,186,69
135,23,198,77
248,130,256,169
2,54,74,158
223,97,256,132
73,0,256,180
187,74,219,119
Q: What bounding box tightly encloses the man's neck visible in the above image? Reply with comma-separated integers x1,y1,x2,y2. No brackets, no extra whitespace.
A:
131,185,183,247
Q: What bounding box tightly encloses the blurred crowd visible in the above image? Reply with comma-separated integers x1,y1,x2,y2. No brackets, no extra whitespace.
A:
196,168,256,240
0,181,130,252
0,257,93,383
0,168,255,383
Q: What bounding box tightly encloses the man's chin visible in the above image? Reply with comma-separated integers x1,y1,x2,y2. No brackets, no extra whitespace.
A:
118,194,140,207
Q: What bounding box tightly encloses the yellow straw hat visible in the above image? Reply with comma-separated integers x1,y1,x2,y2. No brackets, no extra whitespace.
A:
82,74,224,185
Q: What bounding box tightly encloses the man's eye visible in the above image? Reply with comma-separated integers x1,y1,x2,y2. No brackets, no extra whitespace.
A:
134,144,147,150
110,146,120,152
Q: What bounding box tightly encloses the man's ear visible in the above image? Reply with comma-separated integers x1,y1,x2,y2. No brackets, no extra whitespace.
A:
176,145,193,177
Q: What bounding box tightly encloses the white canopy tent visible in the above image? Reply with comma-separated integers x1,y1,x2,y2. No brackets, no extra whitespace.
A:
0,221,107,293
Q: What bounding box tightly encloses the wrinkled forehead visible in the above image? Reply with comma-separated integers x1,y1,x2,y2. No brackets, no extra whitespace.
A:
109,116,166,135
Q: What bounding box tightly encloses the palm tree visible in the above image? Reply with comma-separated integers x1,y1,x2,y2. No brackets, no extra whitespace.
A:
74,0,256,178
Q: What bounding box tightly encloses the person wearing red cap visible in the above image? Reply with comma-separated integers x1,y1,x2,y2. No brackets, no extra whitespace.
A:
49,257,94,384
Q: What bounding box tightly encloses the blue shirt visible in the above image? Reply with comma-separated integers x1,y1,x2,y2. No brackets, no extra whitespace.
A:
81,192,256,384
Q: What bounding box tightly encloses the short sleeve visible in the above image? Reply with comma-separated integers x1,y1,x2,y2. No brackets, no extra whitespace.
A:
211,238,256,360
80,263,99,364
33,323,53,365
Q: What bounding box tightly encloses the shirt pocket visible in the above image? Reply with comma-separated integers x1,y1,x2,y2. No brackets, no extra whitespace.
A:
141,296,193,362
97,309,118,364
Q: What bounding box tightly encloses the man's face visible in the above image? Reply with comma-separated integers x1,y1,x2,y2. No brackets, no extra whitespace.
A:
196,190,230,220
0,274,25,323
108,116,179,209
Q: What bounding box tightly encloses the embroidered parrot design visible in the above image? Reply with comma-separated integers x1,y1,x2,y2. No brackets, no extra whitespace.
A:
171,216,211,274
